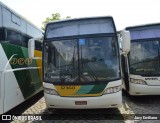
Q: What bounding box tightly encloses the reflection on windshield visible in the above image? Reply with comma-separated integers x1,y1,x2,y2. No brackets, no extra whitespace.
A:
44,37,120,83
129,40,160,75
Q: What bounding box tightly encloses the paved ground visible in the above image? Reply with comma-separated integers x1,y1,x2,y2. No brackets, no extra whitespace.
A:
3,91,160,123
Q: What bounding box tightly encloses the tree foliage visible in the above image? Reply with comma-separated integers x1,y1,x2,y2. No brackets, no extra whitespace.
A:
41,13,71,30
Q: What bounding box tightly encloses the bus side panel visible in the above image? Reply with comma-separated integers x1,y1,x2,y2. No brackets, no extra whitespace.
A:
21,48,43,94
20,19,27,34
2,6,21,31
27,24,42,38
0,44,5,114
1,5,41,37
0,71,3,114
1,43,42,99
0,44,24,114
0,7,27,33
0,4,2,27
34,50,42,81
4,70,24,113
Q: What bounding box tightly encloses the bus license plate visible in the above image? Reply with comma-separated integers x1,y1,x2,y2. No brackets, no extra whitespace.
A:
75,101,87,105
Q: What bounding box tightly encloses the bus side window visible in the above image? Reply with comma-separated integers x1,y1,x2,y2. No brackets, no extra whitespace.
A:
0,28,4,41
7,30,21,46
21,34,31,48
35,41,42,51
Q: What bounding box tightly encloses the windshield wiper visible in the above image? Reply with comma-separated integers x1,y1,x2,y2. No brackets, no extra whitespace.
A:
71,46,76,68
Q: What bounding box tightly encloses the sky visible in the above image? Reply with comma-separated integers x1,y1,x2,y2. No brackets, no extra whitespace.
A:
1,0,160,30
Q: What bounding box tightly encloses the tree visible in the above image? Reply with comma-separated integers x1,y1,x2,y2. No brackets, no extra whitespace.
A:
41,13,71,30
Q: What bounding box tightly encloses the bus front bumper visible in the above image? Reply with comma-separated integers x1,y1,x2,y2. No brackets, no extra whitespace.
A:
129,83,160,95
44,91,122,109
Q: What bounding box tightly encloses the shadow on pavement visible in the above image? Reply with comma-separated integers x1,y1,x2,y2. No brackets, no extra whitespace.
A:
41,108,125,121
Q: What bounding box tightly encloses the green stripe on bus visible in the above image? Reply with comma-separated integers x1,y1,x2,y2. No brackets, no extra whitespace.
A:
86,83,107,94
75,85,95,94
1,42,41,99
21,48,42,92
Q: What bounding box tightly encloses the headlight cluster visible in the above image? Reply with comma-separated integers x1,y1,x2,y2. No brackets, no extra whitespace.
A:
103,85,122,95
44,88,59,95
130,78,147,85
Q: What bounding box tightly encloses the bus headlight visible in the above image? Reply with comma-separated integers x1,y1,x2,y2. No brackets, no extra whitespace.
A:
130,78,147,85
103,85,121,95
44,88,59,95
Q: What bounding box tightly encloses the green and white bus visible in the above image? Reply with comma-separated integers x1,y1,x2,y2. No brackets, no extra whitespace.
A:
0,2,43,114
122,23,160,95
29,16,130,109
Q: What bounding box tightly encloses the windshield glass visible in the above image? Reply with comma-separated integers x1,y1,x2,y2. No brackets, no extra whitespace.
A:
44,37,120,83
129,40,160,75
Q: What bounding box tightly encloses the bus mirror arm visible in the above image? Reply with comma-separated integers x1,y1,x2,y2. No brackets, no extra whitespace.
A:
28,38,42,60
121,51,129,56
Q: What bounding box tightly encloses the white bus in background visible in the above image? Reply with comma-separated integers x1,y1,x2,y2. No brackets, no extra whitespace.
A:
0,2,43,114
122,23,160,95
28,16,130,109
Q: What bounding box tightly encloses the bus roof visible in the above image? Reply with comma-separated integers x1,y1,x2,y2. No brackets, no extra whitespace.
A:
126,23,160,31
46,16,113,25
45,16,116,40
126,23,160,40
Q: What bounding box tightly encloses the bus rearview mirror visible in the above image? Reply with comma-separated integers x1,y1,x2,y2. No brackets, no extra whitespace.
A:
28,38,42,60
121,30,131,54
28,39,35,58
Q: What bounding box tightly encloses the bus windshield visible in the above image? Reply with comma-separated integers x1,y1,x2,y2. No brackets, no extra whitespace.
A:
129,40,160,76
44,36,120,83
